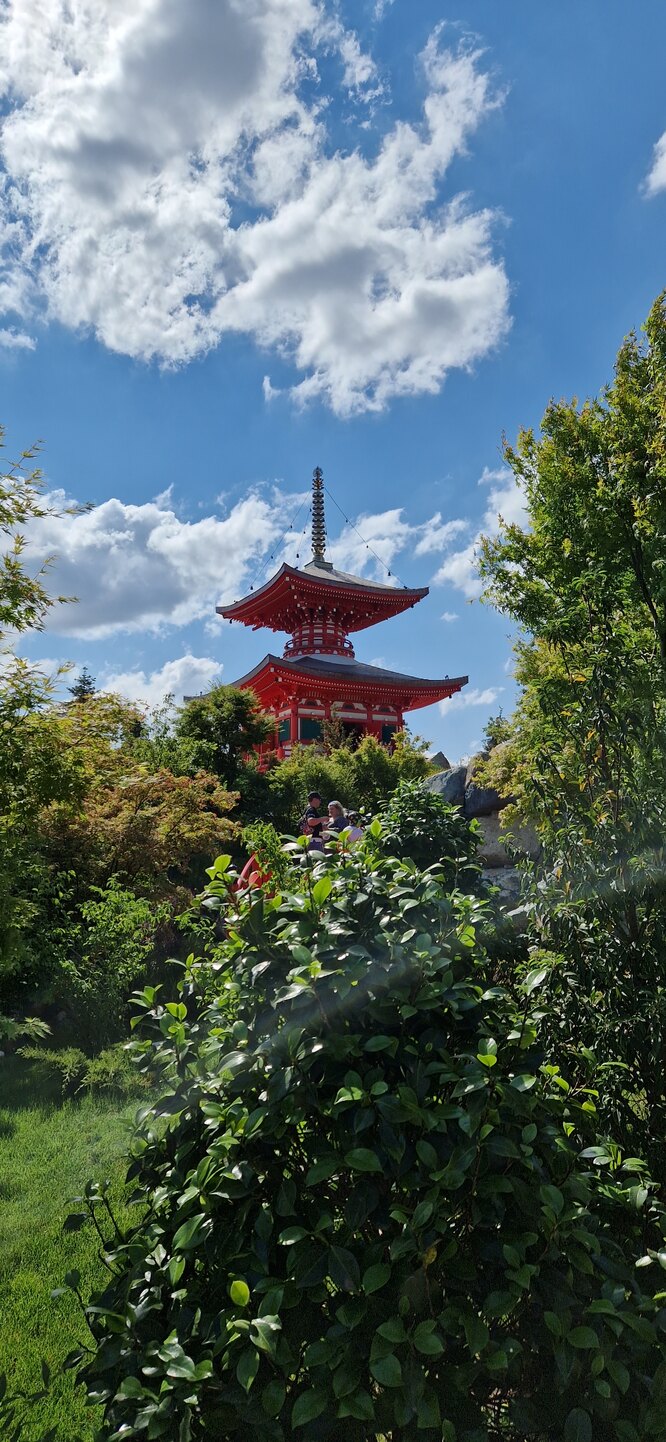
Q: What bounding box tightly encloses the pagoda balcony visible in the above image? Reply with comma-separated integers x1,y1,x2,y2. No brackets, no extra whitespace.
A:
283,621,355,660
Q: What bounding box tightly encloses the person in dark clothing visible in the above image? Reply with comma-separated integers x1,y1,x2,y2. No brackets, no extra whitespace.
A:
301,791,324,847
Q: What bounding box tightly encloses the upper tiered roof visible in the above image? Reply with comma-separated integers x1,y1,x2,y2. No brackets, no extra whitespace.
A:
218,467,428,650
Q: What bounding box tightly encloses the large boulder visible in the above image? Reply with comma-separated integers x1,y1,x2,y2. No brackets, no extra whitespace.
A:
476,813,541,867
424,765,466,806
429,749,451,771
464,782,506,818
464,750,506,818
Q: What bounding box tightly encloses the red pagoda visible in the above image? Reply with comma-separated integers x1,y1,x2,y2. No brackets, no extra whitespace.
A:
218,468,467,761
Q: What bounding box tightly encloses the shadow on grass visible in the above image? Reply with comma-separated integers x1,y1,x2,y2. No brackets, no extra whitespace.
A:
1,1055,69,1113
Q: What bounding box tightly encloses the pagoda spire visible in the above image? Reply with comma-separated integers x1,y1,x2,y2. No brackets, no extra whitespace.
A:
312,466,326,561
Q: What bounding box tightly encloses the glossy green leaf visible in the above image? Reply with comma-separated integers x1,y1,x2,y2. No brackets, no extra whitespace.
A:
291,1389,328,1427
564,1408,592,1442
362,1263,391,1294
344,1148,382,1172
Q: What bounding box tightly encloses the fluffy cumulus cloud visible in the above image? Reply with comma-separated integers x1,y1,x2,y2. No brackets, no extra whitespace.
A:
102,654,223,708
443,684,502,714
0,326,35,350
645,132,666,196
0,2,509,412
433,464,526,599
22,488,289,638
22,484,459,637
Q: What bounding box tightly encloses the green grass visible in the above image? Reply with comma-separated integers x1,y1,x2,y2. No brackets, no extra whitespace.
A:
0,1056,144,1440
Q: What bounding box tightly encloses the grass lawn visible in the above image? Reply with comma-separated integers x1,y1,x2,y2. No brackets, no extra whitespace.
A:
0,1055,144,1440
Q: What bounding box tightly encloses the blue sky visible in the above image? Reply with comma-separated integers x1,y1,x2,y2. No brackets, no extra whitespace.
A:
1,0,665,761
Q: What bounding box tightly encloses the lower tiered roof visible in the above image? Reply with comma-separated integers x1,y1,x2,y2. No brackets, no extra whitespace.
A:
234,653,467,712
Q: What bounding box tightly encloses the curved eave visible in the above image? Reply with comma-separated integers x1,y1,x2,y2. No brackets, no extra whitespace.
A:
234,655,468,713
218,563,428,634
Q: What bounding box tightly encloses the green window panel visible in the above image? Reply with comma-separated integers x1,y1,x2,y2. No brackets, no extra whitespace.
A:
300,717,323,741
278,717,291,743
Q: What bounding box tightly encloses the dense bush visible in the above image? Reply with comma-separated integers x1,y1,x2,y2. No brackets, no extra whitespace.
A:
30,880,170,1049
19,1040,151,1097
266,732,429,833
375,778,480,882
69,836,666,1441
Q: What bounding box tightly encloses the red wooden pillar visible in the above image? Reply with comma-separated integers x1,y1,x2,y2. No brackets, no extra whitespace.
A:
289,697,300,746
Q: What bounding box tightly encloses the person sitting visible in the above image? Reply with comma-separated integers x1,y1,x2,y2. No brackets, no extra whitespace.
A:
325,799,347,836
346,811,364,844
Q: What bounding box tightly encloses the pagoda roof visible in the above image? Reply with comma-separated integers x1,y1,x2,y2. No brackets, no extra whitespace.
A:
234,653,467,712
218,559,427,635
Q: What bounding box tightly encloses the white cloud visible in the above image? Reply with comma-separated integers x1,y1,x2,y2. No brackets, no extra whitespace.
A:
102,654,223,708
23,487,288,638
327,507,413,579
645,132,666,196
0,326,35,349
0,5,509,413
442,684,502,713
440,610,458,622
414,515,468,556
434,464,526,598
22,483,455,638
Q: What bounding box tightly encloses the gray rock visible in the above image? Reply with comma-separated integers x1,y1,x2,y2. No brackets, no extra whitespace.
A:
481,866,523,904
464,782,505,818
476,813,541,867
429,750,451,771
463,750,504,818
477,814,511,867
424,765,466,806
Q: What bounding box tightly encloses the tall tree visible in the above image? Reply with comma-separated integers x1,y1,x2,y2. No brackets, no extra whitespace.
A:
68,665,96,701
480,292,666,850
0,430,81,983
479,294,666,1173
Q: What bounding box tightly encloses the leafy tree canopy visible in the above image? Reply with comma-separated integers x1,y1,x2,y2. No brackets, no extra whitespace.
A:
479,292,666,849
477,294,666,1181
176,685,273,788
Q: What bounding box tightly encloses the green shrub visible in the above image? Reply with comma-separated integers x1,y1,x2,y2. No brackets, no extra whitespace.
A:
375,778,481,881
266,733,429,833
18,1041,146,1098
70,842,666,1440
19,1044,87,1094
58,880,170,1048
241,821,292,889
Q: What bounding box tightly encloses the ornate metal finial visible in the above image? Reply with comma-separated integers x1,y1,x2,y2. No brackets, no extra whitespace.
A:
312,466,326,561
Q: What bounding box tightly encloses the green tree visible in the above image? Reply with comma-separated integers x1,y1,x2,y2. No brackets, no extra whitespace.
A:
176,684,273,788
68,665,96,701
0,429,68,638
0,429,83,987
480,292,666,849
478,294,666,1176
70,840,666,1440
